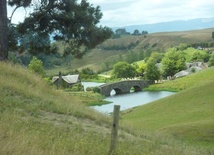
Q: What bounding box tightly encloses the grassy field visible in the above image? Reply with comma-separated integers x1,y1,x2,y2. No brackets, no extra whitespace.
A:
2,62,211,154
122,67,214,151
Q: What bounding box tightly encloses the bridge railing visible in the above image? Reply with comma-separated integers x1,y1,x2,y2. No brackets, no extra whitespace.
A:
99,80,148,88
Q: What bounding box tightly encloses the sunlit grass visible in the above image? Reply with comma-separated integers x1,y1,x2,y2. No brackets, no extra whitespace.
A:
122,68,214,151
1,62,213,154
146,67,214,91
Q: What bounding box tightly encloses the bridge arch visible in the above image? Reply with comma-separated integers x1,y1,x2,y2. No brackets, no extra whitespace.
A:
131,85,142,92
111,88,122,96
99,80,152,97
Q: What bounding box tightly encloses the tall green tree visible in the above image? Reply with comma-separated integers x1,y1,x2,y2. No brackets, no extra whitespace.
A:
161,48,186,77
208,53,214,67
190,51,210,62
112,61,136,79
28,56,45,76
115,28,127,35
145,58,160,81
0,0,112,60
132,29,140,35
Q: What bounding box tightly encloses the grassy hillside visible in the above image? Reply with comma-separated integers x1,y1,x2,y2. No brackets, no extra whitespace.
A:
1,62,208,154
122,67,214,150
46,28,214,76
147,67,214,91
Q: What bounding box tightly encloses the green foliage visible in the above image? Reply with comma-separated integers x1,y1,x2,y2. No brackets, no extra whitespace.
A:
142,30,148,35
71,83,84,91
111,33,121,39
208,53,214,67
161,48,186,77
92,86,100,93
145,58,160,81
190,49,209,62
176,43,189,51
80,67,98,80
28,56,45,76
132,29,140,35
13,0,112,58
56,28,213,74
136,62,146,76
149,52,164,63
81,67,94,75
8,52,19,64
125,50,139,63
115,28,127,35
86,86,100,93
112,61,136,78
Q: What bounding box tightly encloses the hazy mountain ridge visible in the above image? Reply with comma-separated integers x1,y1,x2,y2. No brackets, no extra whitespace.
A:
112,17,214,33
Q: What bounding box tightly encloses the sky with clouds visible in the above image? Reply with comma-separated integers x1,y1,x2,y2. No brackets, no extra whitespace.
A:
7,0,214,27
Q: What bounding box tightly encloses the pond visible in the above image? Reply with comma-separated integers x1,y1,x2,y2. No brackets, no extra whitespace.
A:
81,82,175,114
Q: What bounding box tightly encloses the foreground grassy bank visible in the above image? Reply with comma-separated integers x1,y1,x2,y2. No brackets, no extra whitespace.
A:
122,67,214,151
2,62,210,154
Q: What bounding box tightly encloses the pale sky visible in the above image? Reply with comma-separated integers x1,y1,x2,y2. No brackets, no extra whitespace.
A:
7,0,214,27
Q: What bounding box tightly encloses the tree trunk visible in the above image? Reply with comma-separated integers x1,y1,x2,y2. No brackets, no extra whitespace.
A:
0,0,8,60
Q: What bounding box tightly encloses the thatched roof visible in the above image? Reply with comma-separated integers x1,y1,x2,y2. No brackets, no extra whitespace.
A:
52,74,80,84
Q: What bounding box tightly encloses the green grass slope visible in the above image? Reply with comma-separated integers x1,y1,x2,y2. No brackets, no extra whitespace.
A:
147,67,214,91
122,68,214,150
1,62,208,154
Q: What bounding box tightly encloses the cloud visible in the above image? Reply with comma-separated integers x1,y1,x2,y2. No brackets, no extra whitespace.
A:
7,0,214,27
89,0,214,27
7,6,32,24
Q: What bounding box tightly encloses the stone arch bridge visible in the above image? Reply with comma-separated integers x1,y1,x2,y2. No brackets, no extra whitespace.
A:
99,80,153,96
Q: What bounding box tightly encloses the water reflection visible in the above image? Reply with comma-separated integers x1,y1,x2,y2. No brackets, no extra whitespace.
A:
81,82,105,91
93,91,175,114
81,82,175,114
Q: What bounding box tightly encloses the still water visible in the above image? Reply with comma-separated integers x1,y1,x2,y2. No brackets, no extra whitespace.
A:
81,82,175,114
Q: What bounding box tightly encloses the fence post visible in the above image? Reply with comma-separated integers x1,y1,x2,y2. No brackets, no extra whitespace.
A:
109,105,120,155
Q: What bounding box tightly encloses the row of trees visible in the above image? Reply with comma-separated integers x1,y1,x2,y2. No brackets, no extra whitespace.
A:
0,0,112,61
114,28,148,36
112,47,214,81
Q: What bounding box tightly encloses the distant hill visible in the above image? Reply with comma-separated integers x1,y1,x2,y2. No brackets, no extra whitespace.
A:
46,28,214,75
112,17,214,33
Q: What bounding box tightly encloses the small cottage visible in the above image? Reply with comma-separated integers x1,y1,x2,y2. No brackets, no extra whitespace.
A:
52,74,81,88
174,62,207,78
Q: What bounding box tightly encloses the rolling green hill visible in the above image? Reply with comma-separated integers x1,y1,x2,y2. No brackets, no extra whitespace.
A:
2,62,211,154
122,67,214,150
46,28,214,76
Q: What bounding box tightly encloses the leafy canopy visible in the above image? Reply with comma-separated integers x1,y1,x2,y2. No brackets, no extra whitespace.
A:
112,61,136,79
28,56,45,76
8,0,112,58
144,52,163,81
161,48,186,77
